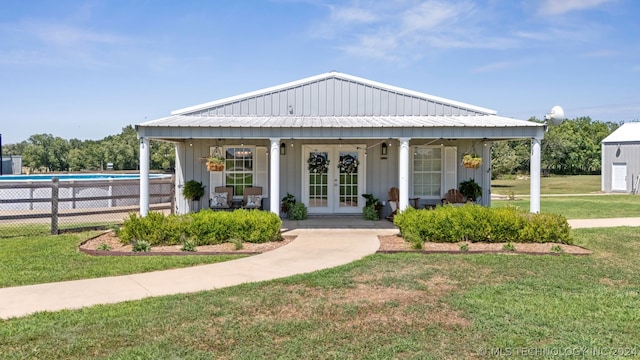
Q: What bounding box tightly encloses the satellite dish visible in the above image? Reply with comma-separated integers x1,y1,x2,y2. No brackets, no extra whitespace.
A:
544,105,565,126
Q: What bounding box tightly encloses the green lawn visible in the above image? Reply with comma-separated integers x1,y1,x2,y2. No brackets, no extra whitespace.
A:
492,174,601,195
1,227,638,359
0,232,245,288
492,194,640,219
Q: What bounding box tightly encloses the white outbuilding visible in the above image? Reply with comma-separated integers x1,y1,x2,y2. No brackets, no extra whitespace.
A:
601,122,640,193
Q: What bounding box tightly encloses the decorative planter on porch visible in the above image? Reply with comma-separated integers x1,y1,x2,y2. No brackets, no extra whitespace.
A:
206,160,224,171
206,146,225,171
462,154,482,169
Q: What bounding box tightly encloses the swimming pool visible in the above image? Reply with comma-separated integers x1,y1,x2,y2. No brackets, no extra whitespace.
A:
0,173,169,181
0,173,173,211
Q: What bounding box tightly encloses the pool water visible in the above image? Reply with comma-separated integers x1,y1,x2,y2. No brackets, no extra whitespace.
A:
0,174,169,181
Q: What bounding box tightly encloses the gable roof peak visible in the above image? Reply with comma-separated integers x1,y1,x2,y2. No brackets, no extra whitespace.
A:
171,71,496,116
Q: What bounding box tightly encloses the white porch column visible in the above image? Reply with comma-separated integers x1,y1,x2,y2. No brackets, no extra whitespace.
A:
174,142,186,215
269,138,280,215
139,136,150,216
482,141,492,207
530,137,541,213
398,137,411,211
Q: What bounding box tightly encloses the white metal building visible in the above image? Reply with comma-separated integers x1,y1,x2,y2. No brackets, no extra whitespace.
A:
601,122,640,193
136,72,545,216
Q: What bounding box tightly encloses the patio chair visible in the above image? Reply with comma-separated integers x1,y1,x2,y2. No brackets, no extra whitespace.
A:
441,189,465,206
386,187,399,221
242,186,263,209
210,186,233,210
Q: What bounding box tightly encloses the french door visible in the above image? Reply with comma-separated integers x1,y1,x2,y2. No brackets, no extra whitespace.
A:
302,145,365,214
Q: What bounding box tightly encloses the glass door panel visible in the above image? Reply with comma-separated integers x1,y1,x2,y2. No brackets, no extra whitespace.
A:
307,151,330,209
338,151,359,208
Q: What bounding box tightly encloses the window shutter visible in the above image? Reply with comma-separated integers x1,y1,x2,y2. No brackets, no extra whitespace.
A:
256,146,269,197
443,146,458,195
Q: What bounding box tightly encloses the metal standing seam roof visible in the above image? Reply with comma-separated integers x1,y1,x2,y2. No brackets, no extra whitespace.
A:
601,122,640,143
138,115,542,129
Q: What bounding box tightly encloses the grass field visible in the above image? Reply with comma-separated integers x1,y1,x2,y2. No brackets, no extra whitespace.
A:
1,227,638,359
1,177,639,358
492,194,640,219
492,174,601,195
0,232,245,288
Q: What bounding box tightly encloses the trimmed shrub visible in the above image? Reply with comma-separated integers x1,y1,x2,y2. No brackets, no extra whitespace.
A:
394,205,572,245
288,202,308,220
132,240,151,252
119,209,282,247
363,205,379,221
118,211,184,245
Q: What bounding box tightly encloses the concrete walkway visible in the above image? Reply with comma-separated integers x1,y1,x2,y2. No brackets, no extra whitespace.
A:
0,226,398,319
1,216,638,319
568,217,640,229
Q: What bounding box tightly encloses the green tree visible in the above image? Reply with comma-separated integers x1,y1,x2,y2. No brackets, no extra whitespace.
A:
22,134,70,171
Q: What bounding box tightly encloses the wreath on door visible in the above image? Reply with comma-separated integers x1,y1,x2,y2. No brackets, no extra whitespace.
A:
307,153,330,173
337,154,359,174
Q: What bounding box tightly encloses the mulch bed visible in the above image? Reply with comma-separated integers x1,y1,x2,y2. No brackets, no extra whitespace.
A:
79,231,592,256
79,231,296,256
377,234,592,255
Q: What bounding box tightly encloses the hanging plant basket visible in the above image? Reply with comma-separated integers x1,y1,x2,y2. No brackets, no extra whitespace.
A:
206,160,224,171
462,154,482,169
206,146,225,171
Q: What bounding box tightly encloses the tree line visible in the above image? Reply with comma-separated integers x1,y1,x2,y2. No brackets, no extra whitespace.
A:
491,117,618,177
2,126,175,172
1,117,619,175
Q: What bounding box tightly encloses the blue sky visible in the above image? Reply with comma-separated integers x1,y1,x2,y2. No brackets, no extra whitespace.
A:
1,0,638,144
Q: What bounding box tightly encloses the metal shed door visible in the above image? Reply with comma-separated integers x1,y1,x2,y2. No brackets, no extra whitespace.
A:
611,163,627,192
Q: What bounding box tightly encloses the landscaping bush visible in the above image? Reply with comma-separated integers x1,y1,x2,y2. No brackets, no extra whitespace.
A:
362,205,379,221
394,205,573,245
288,202,308,220
118,211,184,245
118,209,282,247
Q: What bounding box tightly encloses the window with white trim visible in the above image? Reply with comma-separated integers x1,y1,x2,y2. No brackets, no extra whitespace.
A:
224,147,254,196
412,147,442,197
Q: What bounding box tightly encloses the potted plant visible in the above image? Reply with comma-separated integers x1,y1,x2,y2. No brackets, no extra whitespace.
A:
206,156,225,171
462,154,482,169
182,180,205,211
459,178,482,202
361,193,382,220
280,193,296,217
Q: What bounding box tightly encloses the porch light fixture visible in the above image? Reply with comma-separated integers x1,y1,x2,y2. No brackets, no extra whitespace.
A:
381,142,388,156
280,142,286,155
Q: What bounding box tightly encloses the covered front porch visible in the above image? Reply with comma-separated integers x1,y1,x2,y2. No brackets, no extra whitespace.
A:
136,72,545,217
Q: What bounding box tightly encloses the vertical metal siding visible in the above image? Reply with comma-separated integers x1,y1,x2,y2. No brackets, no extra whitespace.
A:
182,76,488,117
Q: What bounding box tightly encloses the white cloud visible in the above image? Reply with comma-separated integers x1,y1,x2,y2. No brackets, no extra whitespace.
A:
472,61,516,73
329,5,378,23
24,22,130,47
312,0,518,61
581,50,618,58
537,0,615,16
400,0,468,32
0,20,138,68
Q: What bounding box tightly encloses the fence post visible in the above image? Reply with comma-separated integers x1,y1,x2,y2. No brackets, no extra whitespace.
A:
51,177,59,235
170,175,176,214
